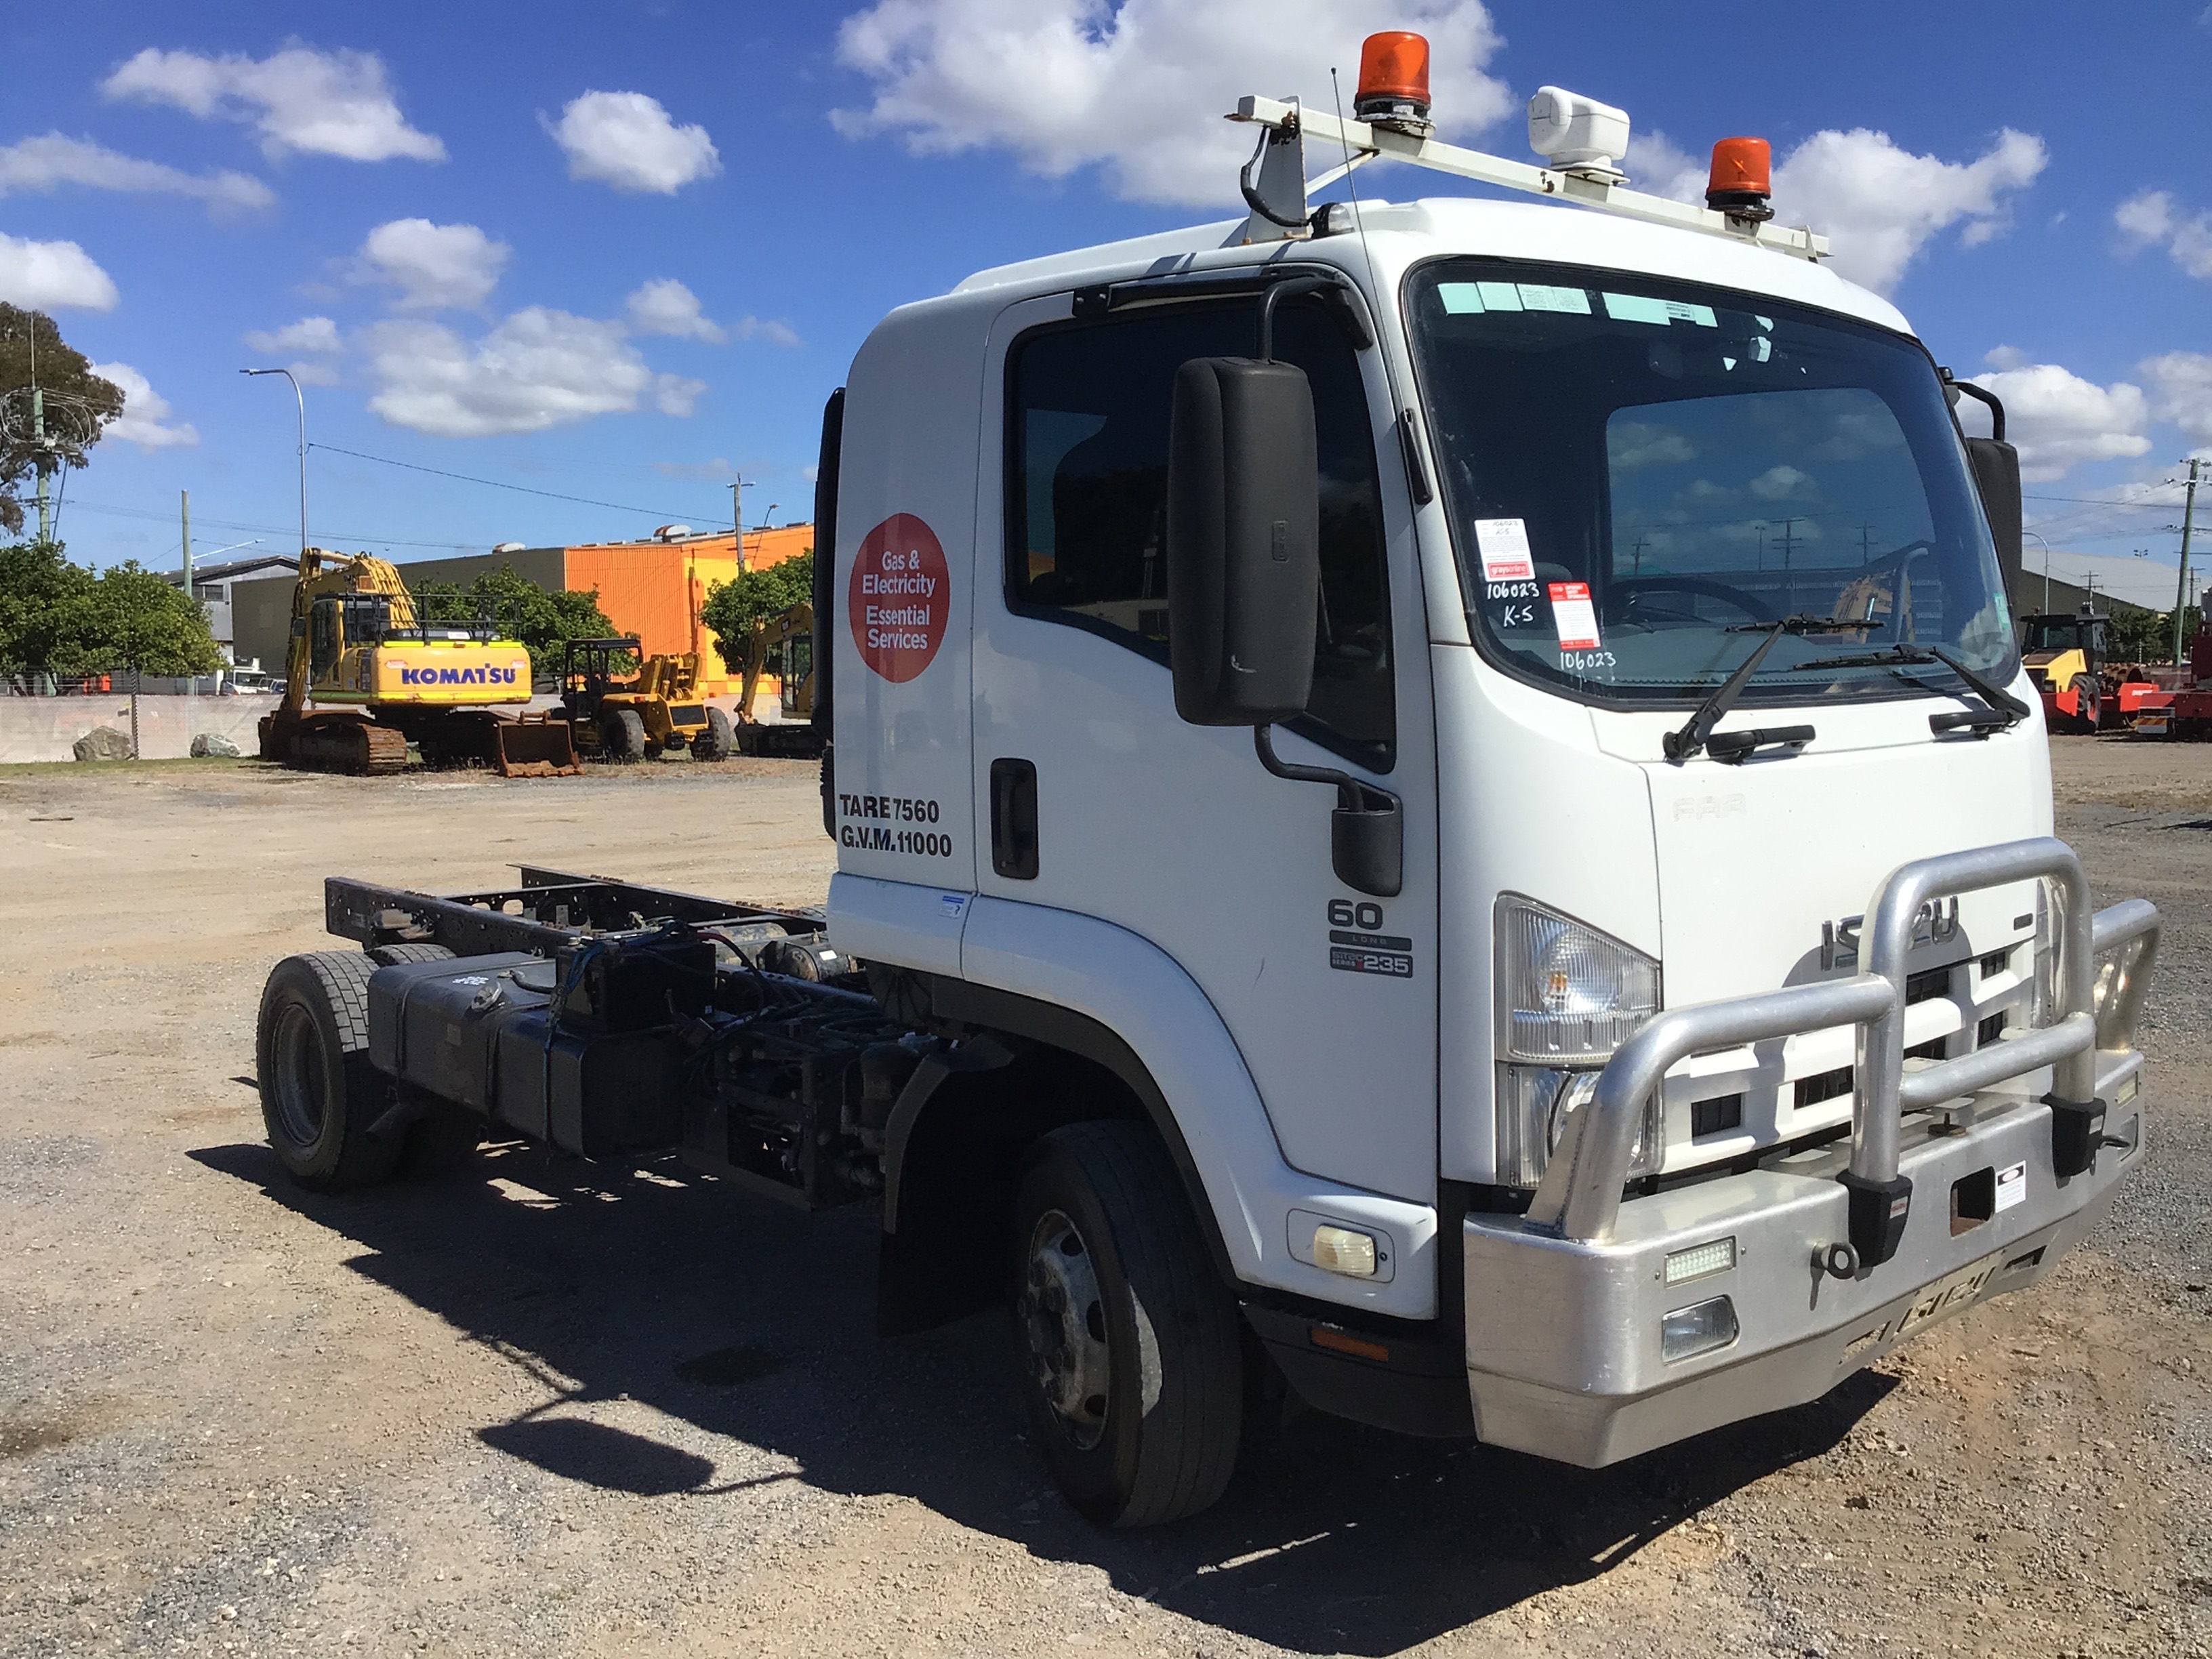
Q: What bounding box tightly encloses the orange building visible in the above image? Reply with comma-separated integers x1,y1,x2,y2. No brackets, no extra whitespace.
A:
564,523,815,696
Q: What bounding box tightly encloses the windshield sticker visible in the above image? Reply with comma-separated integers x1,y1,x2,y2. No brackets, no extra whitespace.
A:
1475,518,1536,582
1602,293,1718,328
1438,282,1486,314
1549,581,1602,651
1517,284,1593,314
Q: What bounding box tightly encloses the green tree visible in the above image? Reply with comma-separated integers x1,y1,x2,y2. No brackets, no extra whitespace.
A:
0,539,220,681
413,562,621,681
700,550,813,676
1,307,126,538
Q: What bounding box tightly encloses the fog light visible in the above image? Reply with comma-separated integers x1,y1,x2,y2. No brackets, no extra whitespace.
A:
1312,1224,1378,1278
1664,1236,1736,1286
1661,1295,1738,1362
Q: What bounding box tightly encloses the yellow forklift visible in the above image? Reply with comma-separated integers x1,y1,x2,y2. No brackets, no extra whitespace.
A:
558,637,735,761
258,550,579,776
732,602,825,758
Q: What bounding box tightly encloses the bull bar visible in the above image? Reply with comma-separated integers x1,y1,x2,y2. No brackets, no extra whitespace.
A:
1463,837,2161,1467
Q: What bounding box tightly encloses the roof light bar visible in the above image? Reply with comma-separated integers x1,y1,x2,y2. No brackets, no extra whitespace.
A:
1229,75,1826,263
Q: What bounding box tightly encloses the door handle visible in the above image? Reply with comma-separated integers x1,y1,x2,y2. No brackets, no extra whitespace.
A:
990,758,1039,880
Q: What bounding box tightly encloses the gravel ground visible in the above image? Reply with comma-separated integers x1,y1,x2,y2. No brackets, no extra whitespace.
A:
1,742,2207,1659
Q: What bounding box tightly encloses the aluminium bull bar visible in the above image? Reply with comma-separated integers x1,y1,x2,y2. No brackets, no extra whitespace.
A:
1523,836,2160,1265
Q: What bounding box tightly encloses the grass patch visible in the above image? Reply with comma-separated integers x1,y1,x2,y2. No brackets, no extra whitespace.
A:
0,756,257,778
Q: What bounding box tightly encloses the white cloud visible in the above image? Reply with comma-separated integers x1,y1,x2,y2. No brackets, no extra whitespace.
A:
243,315,342,354
1748,464,1817,502
2114,189,2212,281
1769,128,2046,293
653,373,707,416
550,91,720,193
1968,362,2151,481
732,315,802,348
87,361,198,449
2141,352,2212,450
361,307,698,437
1982,344,2029,371
832,0,1512,206
626,278,726,342
358,218,509,310
1621,129,1706,203
101,45,445,163
0,233,117,310
0,133,272,214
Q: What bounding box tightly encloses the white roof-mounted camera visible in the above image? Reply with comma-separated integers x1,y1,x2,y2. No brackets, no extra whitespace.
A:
1526,86,1629,184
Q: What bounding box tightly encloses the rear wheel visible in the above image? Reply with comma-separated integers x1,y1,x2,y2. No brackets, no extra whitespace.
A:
693,705,735,762
255,951,404,1191
601,708,647,762
1011,1122,1244,1527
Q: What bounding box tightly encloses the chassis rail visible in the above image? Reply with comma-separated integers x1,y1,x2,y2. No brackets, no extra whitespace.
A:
1525,836,2161,1268
325,866,826,960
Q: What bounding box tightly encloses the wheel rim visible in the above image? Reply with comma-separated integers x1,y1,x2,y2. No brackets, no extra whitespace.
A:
269,1002,328,1149
1020,1208,1112,1450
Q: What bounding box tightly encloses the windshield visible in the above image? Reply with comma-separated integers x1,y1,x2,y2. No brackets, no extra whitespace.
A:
1406,260,2015,708
2022,617,2102,655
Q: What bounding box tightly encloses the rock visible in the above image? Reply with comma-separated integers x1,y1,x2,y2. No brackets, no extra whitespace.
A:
72,726,134,762
189,733,241,759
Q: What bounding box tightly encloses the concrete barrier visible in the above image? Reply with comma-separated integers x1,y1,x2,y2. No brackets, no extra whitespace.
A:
0,694,279,764
1,692,796,764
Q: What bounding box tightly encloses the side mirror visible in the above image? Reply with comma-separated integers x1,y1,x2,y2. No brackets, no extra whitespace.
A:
1965,436,2022,602
1165,356,1321,726
1947,377,2023,604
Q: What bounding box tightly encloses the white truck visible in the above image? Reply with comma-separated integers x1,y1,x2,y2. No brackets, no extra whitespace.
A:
256,37,2162,1527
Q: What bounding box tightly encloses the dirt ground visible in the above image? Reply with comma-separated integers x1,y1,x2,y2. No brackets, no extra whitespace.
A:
1,741,2207,1659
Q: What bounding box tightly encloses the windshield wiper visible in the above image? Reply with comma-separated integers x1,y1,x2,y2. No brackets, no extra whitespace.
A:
1663,616,1868,762
1794,644,2030,731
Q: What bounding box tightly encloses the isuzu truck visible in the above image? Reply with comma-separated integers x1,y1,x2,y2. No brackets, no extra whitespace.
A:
255,35,2162,1526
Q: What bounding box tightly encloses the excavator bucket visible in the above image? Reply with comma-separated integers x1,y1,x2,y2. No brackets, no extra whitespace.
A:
492,714,581,778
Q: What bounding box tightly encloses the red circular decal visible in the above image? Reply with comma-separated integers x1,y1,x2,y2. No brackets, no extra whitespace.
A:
849,513,949,682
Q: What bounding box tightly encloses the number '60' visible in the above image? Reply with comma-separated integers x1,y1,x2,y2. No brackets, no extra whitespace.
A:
1328,899,1385,930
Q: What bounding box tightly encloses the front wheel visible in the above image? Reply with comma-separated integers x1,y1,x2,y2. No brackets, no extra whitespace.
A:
600,708,647,762
1011,1122,1244,1527
692,705,735,762
2070,674,2103,734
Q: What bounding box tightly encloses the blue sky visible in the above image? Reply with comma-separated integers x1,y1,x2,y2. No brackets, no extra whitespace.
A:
5,1,2208,590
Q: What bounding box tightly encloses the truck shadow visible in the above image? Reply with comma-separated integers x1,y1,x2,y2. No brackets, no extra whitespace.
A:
192,1139,1891,1656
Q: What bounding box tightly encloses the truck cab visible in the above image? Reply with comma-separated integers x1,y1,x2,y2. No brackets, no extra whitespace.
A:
816,104,2156,1490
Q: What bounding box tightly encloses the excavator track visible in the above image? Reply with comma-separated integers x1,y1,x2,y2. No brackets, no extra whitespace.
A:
289,716,410,775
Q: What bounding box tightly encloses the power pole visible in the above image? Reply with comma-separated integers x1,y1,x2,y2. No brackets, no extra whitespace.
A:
181,489,192,598
1629,532,1647,575
1858,523,1877,565
2175,457,2201,665
30,325,52,542
1776,517,1803,613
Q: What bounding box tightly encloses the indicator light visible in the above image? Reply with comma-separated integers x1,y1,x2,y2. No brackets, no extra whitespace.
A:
1312,1223,1378,1278
1706,137,1774,220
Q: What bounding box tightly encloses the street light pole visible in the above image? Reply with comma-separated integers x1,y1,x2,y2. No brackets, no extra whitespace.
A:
239,367,308,557
2022,530,2051,613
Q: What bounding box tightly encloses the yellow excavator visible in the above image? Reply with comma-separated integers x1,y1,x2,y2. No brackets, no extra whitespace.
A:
733,602,824,758
258,550,580,777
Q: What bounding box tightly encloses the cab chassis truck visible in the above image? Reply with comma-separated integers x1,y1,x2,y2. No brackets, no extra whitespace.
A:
257,43,2163,1526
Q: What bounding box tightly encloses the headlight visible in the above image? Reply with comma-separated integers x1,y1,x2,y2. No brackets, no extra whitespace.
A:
1496,897,1660,1061
1494,898,1662,1189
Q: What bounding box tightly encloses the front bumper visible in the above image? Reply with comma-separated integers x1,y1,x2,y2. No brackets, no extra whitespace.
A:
1460,836,2159,1468
1463,1049,2143,1466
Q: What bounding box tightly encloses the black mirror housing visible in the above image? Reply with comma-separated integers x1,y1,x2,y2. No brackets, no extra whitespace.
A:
1965,436,2023,605
1166,356,1321,726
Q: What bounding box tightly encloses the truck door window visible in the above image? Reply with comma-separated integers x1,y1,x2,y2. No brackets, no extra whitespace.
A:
1006,298,1395,768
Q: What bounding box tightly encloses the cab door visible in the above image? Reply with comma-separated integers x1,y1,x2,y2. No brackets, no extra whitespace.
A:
968,287,1439,1205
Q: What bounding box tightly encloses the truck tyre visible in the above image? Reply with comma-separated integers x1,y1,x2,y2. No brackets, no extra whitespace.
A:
693,705,735,761
255,951,405,1192
1011,1122,1244,1527
601,709,646,762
